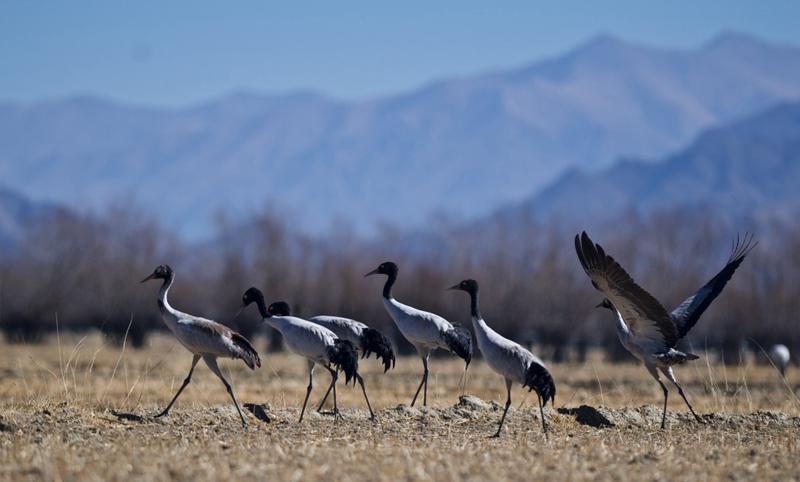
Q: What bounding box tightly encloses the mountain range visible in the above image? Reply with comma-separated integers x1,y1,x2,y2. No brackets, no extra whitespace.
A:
498,101,800,231
3,101,800,252
0,188,65,250
1,32,800,238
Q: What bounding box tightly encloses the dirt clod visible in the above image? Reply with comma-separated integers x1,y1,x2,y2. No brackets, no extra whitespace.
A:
0,418,16,432
558,405,615,428
457,395,492,411
243,403,271,423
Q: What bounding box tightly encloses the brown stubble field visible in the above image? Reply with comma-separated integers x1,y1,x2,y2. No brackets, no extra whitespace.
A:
0,334,798,481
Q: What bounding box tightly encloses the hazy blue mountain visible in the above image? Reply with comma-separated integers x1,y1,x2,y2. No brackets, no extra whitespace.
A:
2,32,800,238
504,102,800,229
0,187,67,250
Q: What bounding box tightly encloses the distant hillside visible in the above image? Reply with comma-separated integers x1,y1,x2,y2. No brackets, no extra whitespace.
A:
503,102,800,230
0,188,66,250
2,32,800,238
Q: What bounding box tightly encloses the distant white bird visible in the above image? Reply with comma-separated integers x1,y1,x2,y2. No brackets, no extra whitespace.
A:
575,232,755,429
240,288,374,421
309,315,395,412
366,261,473,407
450,279,555,437
141,265,260,426
770,344,790,376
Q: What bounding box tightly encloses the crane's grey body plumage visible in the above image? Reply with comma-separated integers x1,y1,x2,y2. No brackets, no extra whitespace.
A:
450,279,554,437
142,265,260,426
382,297,471,360
158,303,261,370
241,289,374,421
310,315,396,372
311,315,368,340
575,232,754,428
366,261,473,407
267,315,342,364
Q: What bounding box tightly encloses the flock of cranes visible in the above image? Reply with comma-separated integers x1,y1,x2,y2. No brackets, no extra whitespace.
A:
140,231,782,436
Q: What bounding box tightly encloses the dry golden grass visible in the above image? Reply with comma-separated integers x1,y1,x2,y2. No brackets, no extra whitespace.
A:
1,333,798,481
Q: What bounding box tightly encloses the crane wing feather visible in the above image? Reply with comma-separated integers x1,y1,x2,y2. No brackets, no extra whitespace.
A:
575,231,679,349
670,233,755,338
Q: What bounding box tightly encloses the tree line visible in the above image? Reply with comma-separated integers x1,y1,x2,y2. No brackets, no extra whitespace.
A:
1,203,796,364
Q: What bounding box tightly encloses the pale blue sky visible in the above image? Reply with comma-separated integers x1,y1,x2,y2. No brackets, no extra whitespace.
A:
2,0,799,107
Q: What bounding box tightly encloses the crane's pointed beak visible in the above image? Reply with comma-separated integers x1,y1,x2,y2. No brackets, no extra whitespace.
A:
446,283,461,291
232,304,245,320
140,273,157,283
364,268,380,277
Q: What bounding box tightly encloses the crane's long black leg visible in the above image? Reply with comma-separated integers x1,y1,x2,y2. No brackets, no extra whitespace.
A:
326,367,340,417
658,380,669,430
423,352,431,406
411,373,425,407
156,355,200,418
203,355,247,427
492,378,513,438
299,363,315,423
423,365,428,406
647,365,669,429
316,369,336,413
411,355,429,407
662,367,703,424
674,381,703,423
356,373,375,421
538,392,548,438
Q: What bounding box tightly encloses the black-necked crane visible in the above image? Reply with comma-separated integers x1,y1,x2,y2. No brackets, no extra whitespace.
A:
309,315,395,412
449,279,555,437
141,265,260,426
575,232,755,429
240,287,375,421
770,344,790,376
365,261,472,407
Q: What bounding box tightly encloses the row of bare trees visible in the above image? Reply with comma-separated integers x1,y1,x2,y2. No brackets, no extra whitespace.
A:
1,204,797,364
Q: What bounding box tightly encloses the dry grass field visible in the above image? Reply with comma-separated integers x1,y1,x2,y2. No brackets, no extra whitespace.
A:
0,333,798,481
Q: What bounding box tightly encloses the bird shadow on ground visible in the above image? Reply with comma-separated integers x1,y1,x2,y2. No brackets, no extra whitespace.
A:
243,403,271,423
0,418,17,432
110,410,145,423
108,405,272,424
557,405,614,428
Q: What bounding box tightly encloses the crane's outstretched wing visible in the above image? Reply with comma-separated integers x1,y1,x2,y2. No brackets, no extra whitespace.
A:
670,233,756,338
575,231,679,350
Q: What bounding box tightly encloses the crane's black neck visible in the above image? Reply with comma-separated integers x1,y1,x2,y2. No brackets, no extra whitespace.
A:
382,272,397,300
468,288,481,319
253,294,269,319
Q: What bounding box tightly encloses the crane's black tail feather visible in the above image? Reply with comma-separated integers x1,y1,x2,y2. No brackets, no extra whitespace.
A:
360,327,396,372
230,332,261,370
327,339,359,385
524,361,556,406
656,350,699,364
443,324,473,368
